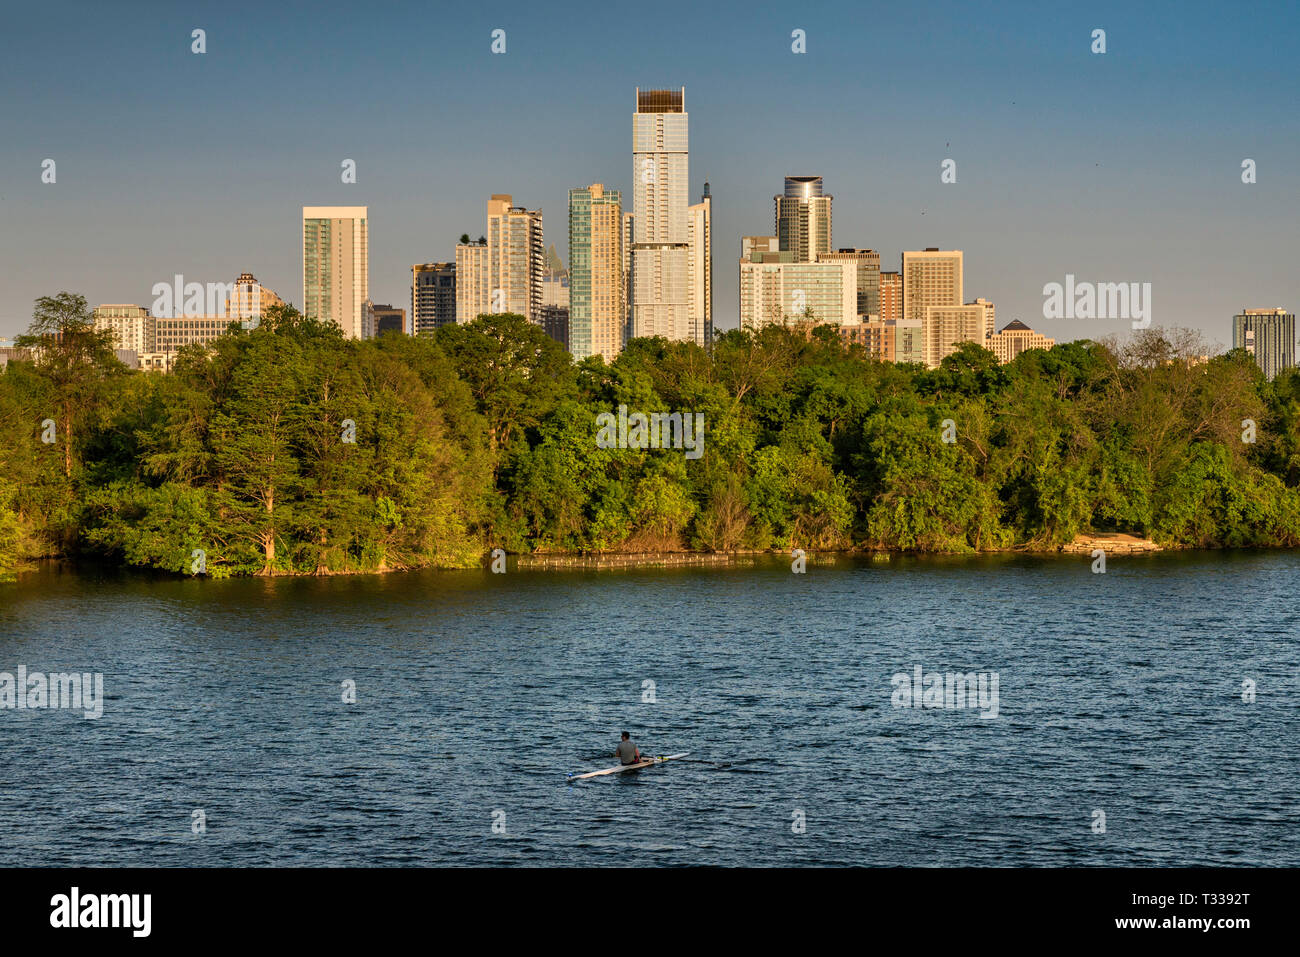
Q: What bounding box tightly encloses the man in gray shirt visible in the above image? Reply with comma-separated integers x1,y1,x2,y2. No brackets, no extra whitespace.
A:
615,731,646,765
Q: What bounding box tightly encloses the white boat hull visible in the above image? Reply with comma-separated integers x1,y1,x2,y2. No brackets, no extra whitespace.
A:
568,752,691,781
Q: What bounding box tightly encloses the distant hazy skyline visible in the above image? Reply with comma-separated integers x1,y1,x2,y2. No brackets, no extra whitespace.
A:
2,0,1297,348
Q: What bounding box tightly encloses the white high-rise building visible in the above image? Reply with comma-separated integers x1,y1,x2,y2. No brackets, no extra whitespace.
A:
303,206,369,338
687,183,713,344
631,87,691,342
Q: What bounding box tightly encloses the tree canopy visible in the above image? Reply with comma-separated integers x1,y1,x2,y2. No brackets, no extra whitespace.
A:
3,295,1298,580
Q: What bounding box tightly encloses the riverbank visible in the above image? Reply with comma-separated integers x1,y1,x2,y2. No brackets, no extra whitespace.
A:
0,533,1179,581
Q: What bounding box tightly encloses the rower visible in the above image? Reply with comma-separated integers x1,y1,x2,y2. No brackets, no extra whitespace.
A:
615,731,645,765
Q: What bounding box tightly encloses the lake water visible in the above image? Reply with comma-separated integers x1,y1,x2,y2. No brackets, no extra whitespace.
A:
1,552,1296,866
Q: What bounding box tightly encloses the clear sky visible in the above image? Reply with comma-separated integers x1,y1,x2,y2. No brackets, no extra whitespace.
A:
1,0,1296,346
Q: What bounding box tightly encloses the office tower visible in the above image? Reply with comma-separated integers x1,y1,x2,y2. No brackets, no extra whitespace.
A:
455,241,488,322
631,87,691,341
370,304,405,336
819,248,880,318
923,304,985,368
968,297,995,340
150,313,244,368
568,183,626,361
880,270,901,322
985,320,1055,363
775,176,832,262
1234,308,1297,380
302,206,369,338
901,249,963,323
540,273,570,348
688,183,713,344
411,262,457,333
739,251,856,330
226,272,285,324
455,195,544,323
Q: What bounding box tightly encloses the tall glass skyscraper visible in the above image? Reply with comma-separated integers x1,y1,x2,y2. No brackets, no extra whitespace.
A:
568,183,624,362
302,206,368,338
631,87,691,342
775,176,832,263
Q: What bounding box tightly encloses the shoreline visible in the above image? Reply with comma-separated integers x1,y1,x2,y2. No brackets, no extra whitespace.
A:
7,533,1191,581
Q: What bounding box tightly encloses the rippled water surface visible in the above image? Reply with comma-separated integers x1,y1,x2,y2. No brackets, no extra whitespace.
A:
1,552,1297,866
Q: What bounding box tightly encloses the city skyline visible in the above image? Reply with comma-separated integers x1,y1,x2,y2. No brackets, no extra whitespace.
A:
1,0,1297,349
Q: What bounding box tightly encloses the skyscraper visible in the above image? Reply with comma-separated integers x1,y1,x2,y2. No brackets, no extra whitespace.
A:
901,249,963,323
568,183,625,361
302,206,369,338
411,262,457,333
631,87,690,341
1234,308,1296,380
456,195,544,323
688,183,713,344
455,241,488,323
880,270,901,322
775,176,832,262
819,248,880,318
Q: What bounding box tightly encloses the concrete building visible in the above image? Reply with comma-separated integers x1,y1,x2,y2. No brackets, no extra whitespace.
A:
455,195,544,323
93,304,154,355
838,318,894,360
153,314,243,354
688,183,713,345
901,249,963,324
568,183,625,361
227,272,285,324
1233,307,1296,380
622,212,634,342
455,241,489,323
302,206,369,338
985,319,1056,363
923,304,984,368
739,251,856,330
775,176,832,262
0,337,30,370
895,318,925,364
411,262,456,334
631,87,692,341
819,248,880,319
880,270,901,322
968,297,996,340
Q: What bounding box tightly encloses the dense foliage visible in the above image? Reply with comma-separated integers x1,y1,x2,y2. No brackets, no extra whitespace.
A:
3,293,1300,579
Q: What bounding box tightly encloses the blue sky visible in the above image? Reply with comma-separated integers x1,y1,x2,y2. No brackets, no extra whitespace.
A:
1,0,1297,345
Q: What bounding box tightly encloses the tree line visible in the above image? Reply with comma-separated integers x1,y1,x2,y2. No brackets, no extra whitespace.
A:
3,292,1300,580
